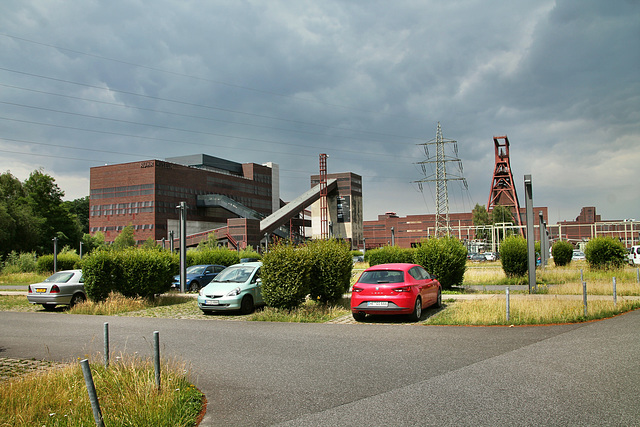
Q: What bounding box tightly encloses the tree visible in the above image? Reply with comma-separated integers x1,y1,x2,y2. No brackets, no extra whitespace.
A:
23,170,82,253
81,232,107,255
472,204,491,240
113,225,137,250
0,172,41,257
64,196,90,234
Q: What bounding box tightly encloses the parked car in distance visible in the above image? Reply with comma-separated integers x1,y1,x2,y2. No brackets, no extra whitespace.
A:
629,246,640,265
172,264,226,292
350,263,441,322
197,261,263,314
27,270,85,311
484,252,497,261
469,253,487,262
572,250,586,261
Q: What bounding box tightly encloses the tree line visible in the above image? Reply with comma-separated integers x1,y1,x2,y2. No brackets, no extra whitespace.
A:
0,170,89,259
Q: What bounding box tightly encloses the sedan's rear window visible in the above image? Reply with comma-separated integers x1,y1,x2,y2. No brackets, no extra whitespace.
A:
358,270,404,284
44,272,74,283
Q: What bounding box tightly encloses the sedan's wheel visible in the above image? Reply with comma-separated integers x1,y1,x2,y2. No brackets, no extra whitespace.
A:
189,281,200,293
42,304,56,311
352,312,366,322
409,297,422,322
436,288,442,308
240,295,254,315
69,293,86,308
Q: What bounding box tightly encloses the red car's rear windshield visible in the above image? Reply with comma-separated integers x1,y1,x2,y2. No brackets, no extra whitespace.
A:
358,270,404,284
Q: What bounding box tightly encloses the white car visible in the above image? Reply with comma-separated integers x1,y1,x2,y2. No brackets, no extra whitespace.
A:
572,250,586,261
27,270,86,310
484,252,497,261
629,246,640,265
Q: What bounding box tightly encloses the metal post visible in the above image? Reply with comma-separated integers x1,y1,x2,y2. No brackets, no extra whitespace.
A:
524,175,536,293
613,277,617,307
80,359,105,427
391,227,395,246
169,230,174,252
582,281,588,317
177,202,187,293
103,322,109,368
153,331,161,391
79,241,83,259
506,287,510,322
362,238,366,258
52,237,58,273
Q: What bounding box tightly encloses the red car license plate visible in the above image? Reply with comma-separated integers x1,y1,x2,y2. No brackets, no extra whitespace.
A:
367,301,388,307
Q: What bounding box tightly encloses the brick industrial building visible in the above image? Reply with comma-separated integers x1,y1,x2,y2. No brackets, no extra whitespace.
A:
89,154,363,249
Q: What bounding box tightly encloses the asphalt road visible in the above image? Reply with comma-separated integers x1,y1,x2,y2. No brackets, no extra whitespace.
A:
1,310,639,426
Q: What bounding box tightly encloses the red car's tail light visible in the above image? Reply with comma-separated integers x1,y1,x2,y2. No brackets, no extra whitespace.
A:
393,286,411,293
50,285,60,293
352,286,363,293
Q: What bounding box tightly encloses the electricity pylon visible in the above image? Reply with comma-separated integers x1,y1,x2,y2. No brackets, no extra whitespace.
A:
414,122,468,236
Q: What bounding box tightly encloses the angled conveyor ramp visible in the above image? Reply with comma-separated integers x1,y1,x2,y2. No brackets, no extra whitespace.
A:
197,194,264,220
260,178,337,236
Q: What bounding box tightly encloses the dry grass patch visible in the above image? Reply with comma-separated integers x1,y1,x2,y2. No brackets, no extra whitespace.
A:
0,354,203,427
425,296,640,326
69,293,194,316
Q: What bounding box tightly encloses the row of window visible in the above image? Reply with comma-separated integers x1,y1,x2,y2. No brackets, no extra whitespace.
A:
91,201,154,217
90,224,154,233
91,184,154,199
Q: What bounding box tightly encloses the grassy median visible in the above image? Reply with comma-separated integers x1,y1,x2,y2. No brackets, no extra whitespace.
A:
0,355,203,426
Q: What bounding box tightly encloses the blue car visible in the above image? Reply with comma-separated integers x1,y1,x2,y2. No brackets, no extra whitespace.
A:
172,264,226,292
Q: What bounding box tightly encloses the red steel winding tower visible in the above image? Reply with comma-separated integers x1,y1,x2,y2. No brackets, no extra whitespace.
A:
487,136,523,229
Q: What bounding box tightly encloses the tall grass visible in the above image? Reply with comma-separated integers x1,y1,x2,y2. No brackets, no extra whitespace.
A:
425,297,640,326
249,299,350,322
0,272,48,285
0,355,203,426
69,293,193,315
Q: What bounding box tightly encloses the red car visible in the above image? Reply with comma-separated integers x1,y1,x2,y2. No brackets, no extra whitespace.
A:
351,263,442,322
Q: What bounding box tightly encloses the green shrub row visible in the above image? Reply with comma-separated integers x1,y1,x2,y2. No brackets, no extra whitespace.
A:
362,238,468,289
36,253,82,273
261,239,352,309
82,248,179,301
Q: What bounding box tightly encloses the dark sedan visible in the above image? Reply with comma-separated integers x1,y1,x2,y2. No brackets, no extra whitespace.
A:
172,264,226,292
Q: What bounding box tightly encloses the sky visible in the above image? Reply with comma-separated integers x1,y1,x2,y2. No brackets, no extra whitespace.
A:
1,0,638,224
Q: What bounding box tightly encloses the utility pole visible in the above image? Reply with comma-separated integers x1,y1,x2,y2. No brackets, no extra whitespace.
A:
414,122,468,236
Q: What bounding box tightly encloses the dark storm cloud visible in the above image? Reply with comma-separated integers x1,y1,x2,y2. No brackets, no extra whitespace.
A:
0,0,638,222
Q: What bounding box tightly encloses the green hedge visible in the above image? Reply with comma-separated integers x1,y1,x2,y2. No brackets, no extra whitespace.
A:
306,239,353,304
365,245,415,266
552,240,574,267
500,235,528,277
414,236,467,289
584,236,627,270
261,243,312,309
81,248,178,301
186,247,240,267
36,253,81,273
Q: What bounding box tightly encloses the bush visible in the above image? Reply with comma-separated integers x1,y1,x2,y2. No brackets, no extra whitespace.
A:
239,248,262,261
187,247,240,267
306,239,353,304
36,253,81,273
261,242,312,310
82,248,178,301
1,251,38,274
552,240,574,267
500,235,528,277
365,245,414,266
414,236,467,289
584,236,627,270
81,249,122,302
116,248,176,298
